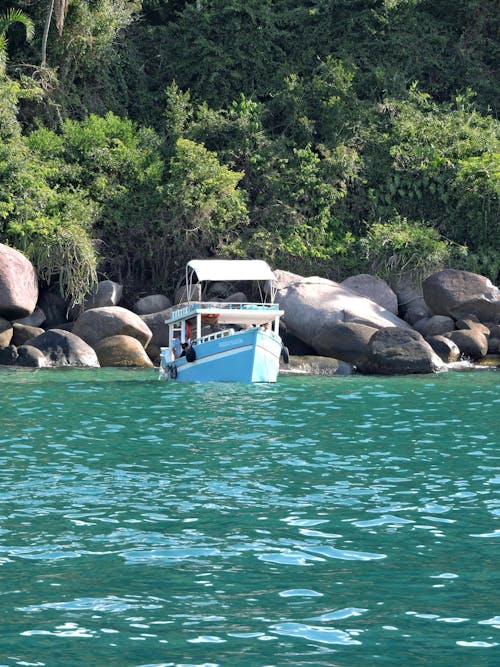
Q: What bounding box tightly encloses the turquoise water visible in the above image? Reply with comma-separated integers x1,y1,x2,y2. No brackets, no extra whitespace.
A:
0,368,498,667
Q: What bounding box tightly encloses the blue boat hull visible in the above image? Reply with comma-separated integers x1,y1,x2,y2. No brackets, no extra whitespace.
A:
165,328,282,383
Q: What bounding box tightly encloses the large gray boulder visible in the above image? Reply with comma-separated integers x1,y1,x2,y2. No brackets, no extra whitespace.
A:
133,294,171,315
0,344,18,365
27,329,100,367
16,345,48,368
0,244,38,319
140,309,171,362
94,335,154,367
175,283,202,304
316,321,378,364
340,274,398,314
37,288,68,328
280,328,316,356
0,317,13,347
426,335,461,364
72,306,152,348
392,273,432,324
224,291,248,303
488,325,500,354
413,315,455,337
69,280,123,319
206,281,237,301
444,329,489,361
357,327,444,375
13,306,46,327
455,317,490,336
423,269,500,322
273,269,304,292
276,276,410,358
83,280,123,309
12,323,44,346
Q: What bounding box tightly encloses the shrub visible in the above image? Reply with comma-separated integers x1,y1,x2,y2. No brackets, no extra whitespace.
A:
360,217,454,285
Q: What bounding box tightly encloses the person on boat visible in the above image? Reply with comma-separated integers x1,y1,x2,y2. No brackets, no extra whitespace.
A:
172,337,182,358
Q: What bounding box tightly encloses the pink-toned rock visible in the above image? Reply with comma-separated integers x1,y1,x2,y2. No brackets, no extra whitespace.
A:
0,244,38,318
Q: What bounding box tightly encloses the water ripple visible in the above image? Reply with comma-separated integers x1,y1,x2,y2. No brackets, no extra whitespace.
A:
0,368,498,666
269,621,362,645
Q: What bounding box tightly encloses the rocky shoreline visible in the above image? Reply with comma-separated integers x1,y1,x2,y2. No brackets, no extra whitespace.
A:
1,243,499,375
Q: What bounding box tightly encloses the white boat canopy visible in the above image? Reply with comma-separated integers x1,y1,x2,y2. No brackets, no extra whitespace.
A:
187,259,274,282
186,260,276,301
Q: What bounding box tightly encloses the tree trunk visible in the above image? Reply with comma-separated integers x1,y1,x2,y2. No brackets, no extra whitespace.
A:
55,0,69,36
41,0,55,67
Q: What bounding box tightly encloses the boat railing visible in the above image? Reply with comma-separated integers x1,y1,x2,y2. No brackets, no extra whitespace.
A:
169,301,280,321
193,328,235,346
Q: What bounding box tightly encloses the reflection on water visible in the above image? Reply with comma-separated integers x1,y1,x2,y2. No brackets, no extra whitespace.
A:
0,368,498,666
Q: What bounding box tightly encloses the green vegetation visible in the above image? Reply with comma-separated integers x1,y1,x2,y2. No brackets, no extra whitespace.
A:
360,217,459,286
0,0,498,303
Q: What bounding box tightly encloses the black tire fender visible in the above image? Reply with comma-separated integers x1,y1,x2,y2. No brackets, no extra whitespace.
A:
169,364,178,379
281,345,290,364
186,346,197,363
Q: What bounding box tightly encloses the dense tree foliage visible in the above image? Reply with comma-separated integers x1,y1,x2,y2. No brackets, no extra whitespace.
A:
0,0,498,302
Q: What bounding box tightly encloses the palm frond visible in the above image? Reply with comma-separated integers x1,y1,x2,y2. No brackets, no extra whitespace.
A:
0,9,35,42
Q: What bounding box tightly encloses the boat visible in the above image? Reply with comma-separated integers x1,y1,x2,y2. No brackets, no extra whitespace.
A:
159,259,287,383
